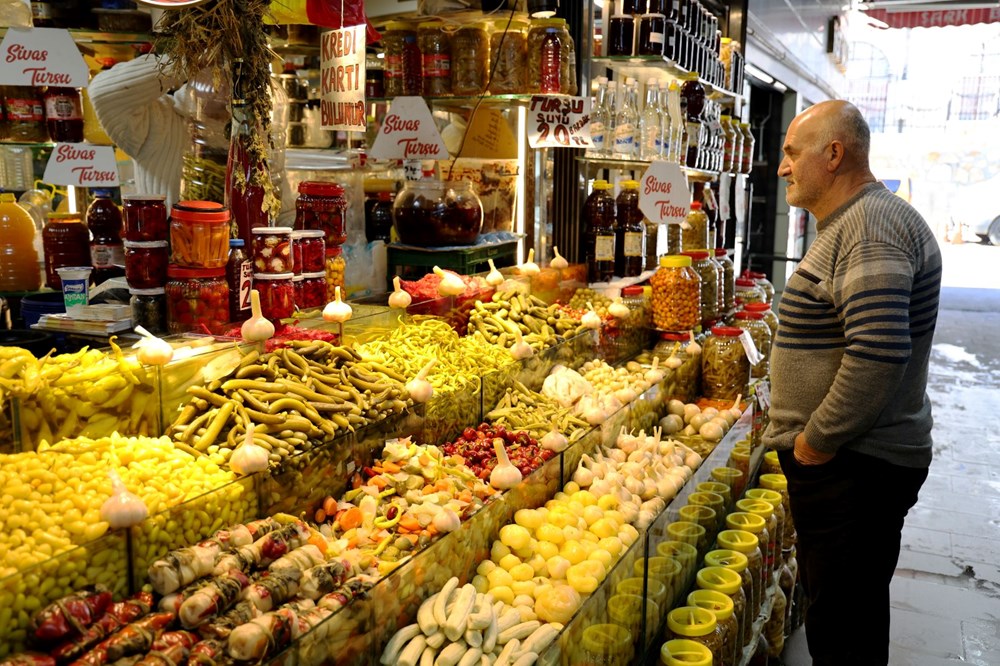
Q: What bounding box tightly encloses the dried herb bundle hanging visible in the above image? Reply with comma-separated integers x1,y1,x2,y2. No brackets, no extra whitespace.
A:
155,0,280,219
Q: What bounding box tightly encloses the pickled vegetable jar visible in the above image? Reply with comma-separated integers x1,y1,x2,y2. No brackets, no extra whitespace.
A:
325,248,346,301
660,639,713,666
651,255,701,331
687,589,738,666
123,194,168,242
392,180,483,246
700,555,750,651
747,270,775,303
737,498,779,575
744,301,778,338
292,229,325,274
165,266,229,334
682,201,710,251
42,212,90,289
253,272,295,321
701,326,750,401
251,226,294,274
734,277,765,307
652,331,700,402
665,606,723,666
169,200,230,268
715,248,735,313
734,310,772,378
717,528,764,618
123,240,168,289
382,22,421,97
419,20,452,96
295,181,347,247
746,488,787,569
452,22,490,95
300,272,326,309
130,287,167,335
682,249,719,324
579,623,633,666
489,18,528,94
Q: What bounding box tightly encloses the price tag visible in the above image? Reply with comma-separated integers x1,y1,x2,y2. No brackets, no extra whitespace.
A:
756,380,771,411
738,329,765,366
43,143,119,187
638,160,689,225
527,95,593,149
0,28,89,88
369,96,449,161
319,24,367,131
462,107,519,159
719,172,732,220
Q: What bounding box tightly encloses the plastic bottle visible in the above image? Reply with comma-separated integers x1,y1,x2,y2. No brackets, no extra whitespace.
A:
615,180,644,278
613,79,639,159
43,212,90,289
590,76,611,155
86,189,125,285
0,192,41,291
226,238,252,323
584,180,616,282
639,78,661,160
539,26,562,94
43,87,84,143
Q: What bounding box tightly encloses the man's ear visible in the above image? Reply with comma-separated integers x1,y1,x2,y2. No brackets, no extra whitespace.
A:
827,140,846,172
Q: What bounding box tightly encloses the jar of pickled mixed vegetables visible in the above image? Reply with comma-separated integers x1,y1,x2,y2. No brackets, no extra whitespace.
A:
715,249,735,313
253,272,295,321
687,589,738,666
681,249,719,324
744,301,778,338
665,606,724,666
734,277,765,307
701,325,750,401
734,310,771,378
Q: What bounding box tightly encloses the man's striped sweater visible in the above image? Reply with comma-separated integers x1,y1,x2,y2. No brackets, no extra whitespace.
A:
762,182,942,469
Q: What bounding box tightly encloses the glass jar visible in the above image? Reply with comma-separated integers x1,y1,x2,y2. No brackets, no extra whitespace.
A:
747,270,775,303
123,240,168,289
682,201,710,251
2,85,48,142
651,255,700,331
451,22,490,96
657,540,699,595
419,21,452,96
724,515,769,613
253,272,295,321
43,87,84,143
715,249,735,313
584,179,616,283
382,22,421,98
392,180,483,247
682,250,719,324
526,20,564,94
727,443,751,487
226,238,252,323
720,115,736,173
169,201,231,269
364,190,394,244
638,13,666,55
608,14,635,56
489,19,528,94
250,226,293,274
295,181,348,248
746,488,787,570
744,301,778,339
165,266,229,334
717,530,764,622
325,247,346,301
738,122,754,174
619,577,667,628
293,229,325,274
615,180,644,278
678,505,716,548
86,191,125,285
702,325,750,401
734,310,772,378
660,639,713,666
579,623,633,666
130,287,167,335
299,271,326,309
680,74,705,168
42,212,90,289
687,589,737,666
737,498,779,577
702,554,751,652
757,474,795,552
688,490,726,534
734,277,765,308
608,593,644,643
123,195,168,242
364,52,384,99
665,606,723,666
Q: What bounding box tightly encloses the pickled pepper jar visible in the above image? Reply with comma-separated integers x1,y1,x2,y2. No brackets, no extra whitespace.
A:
687,589,738,666
746,488,787,570
701,326,750,401
758,474,796,553
665,606,724,666
489,18,528,94
747,270,775,303
660,639,713,666
717,529,764,621
725,514,769,612
681,250,719,324
734,310,772,378
682,201,710,251
650,255,700,331
715,248,735,313
702,552,752,651
734,276,765,308
451,21,490,96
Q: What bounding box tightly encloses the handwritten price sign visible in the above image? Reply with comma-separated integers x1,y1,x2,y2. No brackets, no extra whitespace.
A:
369,96,449,161
639,160,690,224
528,96,593,149
320,24,366,131
43,143,119,187
0,28,88,87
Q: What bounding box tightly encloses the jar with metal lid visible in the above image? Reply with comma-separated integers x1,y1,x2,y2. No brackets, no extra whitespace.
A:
702,553,751,651
253,272,295,321
660,639,713,666
296,181,348,248
419,21,452,96
169,200,231,269
702,326,750,401
724,515,769,612
123,195,168,242
123,240,168,289
665,606,723,665
734,310,771,378
608,14,635,56
250,226,293,274
746,488,786,569
489,19,528,94
715,249,735,313
526,20,564,94
165,266,229,334
578,623,633,666
325,247,346,302
687,589,737,666
638,13,667,55
130,287,167,335
292,274,304,309
681,250,719,324
737,498,779,576
744,301,778,338
682,201,710,251
734,276,765,307
651,255,700,331
451,21,490,96
42,212,90,289
382,22,422,97
746,270,775,303
652,331,699,402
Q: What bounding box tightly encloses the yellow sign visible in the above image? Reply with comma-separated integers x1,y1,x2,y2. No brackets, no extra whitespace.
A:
460,107,519,160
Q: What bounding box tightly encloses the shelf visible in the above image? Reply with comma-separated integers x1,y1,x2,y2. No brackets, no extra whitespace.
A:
591,56,744,104
368,93,534,108
576,155,721,181
0,27,153,45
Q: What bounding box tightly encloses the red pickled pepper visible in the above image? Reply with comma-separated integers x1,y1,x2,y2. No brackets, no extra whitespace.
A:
225,59,271,247
31,588,113,642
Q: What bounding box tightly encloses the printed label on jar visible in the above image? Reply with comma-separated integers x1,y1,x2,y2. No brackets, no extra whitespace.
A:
739,329,765,365
5,98,44,122
239,262,253,312
595,234,615,261
624,231,643,257
649,32,664,44
422,54,451,77
91,244,124,268
385,55,403,79
45,96,83,121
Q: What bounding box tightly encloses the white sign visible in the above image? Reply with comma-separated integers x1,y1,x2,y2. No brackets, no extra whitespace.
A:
43,143,119,187
528,96,593,149
369,97,449,161
320,24,366,132
719,172,732,220
638,160,689,224
0,28,88,88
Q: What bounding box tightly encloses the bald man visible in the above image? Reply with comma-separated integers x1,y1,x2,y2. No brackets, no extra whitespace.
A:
763,101,942,665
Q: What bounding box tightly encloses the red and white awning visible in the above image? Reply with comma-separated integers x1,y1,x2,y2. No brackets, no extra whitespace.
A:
866,6,1000,28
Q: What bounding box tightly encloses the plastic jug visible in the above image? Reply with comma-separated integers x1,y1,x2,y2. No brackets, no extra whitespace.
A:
0,193,42,292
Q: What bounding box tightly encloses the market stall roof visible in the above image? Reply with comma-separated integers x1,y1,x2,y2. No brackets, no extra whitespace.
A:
863,1,1000,28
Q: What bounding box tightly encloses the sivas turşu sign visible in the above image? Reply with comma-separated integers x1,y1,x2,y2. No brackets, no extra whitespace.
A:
320,24,366,131
638,161,690,224
369,97,449,161
0,28,89,87
43,143,119,187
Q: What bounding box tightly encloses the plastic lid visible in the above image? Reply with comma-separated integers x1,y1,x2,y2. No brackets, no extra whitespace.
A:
688,491,725,508
230,238,245,247
298,181,345,196
592,179,613,191
171,200,230,223
251,226,293,235
129,287,166,296
736,498,774,519
714,248,730,258
749,271,768,279
494,17,529,30
383,20,414,31
690,201,702,210
687,589,734,621
621,179,639,190
617,576,667,602
678,504,715,525
745,488,783,507
659,331,690,341
726,512,766,534
759,473,788,491
252,272,295,280
302,271,327,279
704,549,749,574
659,255,692,268
47,212,83,221
696,481,731,498
666,606,717,638
680,250,710,261
622,285,644,296
656,540,698,562
660,639,714,666
581,624,631,654
124,240,169,249
734,310,763,320
716,529,760,554
123,194,166,201
744,302,772,313
710,325,743,337
765,449,781,469
710,466,744,485
720,114,731,121
167,266,226,279
735,277,758,287
666,521,706,543
292,274,304,283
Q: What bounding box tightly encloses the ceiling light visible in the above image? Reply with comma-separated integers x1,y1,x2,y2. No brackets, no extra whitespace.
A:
527,0,559,18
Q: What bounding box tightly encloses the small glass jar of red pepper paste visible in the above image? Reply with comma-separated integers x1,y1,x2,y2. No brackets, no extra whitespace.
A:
123,240,168,289
295,181,347,249
254,272,296,321
165,266,230,334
